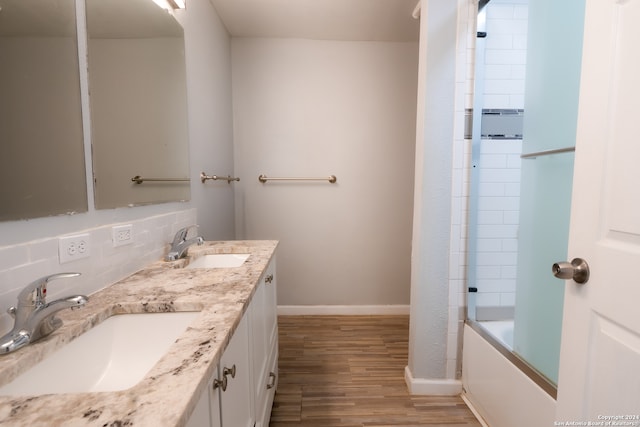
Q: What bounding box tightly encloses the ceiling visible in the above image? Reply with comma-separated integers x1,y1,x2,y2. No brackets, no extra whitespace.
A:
208,0,420,42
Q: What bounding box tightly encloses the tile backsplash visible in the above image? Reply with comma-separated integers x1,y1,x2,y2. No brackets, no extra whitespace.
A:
0,208,196,333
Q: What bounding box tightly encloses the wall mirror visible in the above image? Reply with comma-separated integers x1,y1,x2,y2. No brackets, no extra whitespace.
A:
0,0,87,221
87,0,190,209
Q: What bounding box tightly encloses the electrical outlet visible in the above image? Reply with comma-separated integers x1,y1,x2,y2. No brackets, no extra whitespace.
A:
112,224,133,247
59,233,91,264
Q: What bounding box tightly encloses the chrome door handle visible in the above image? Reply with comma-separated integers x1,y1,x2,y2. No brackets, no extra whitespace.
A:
552,258,590,284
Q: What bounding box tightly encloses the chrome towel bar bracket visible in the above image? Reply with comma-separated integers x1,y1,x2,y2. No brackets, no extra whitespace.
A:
200,172,240,183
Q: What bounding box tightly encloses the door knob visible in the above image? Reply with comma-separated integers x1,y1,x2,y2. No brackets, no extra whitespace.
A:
552,258,590,284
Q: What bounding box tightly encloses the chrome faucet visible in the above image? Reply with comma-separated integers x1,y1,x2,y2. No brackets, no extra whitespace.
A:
166,225,204,261
0,273,88,354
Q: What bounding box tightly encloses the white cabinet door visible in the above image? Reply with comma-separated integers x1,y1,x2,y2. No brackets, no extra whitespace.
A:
249,258,278,427
216,313,253,427
557,0,640,418
185,384,213,427
210,373,222,427
250,277,268,394
263,259,278,350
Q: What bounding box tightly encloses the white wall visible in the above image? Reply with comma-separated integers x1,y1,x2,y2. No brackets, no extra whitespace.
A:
232,38,418,307
0,0,234,332
407,0,460,392
180,0,236,241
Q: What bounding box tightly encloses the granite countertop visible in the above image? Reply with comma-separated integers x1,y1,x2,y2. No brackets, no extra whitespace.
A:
0,240,278,426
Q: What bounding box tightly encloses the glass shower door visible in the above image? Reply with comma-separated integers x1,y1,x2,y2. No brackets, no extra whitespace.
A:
512,0,586,385
466,0,587,387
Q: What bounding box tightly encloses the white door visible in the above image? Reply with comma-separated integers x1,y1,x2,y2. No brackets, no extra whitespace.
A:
557,0,640,420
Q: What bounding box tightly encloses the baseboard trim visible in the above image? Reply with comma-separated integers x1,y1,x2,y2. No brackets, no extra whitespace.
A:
277,305,410,316
461,393,490,427
404,366,462,395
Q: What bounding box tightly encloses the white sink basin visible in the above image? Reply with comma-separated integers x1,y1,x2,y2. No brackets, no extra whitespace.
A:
185,253,250,269
0,311,199,396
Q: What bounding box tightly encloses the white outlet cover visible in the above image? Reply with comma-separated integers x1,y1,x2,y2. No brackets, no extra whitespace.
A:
112,224,133,247
59,233,91,264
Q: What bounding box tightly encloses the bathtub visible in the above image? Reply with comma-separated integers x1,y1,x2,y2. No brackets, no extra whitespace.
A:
462,322,557,427
479,320,514,350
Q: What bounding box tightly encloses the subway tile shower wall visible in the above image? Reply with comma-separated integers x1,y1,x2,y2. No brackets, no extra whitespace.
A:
0,208,197,334
482,1,528,110
447,0,478,379
472,0,528,313
475,139,522,309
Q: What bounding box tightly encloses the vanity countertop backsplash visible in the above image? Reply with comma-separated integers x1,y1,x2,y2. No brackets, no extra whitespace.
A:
0,240,278,426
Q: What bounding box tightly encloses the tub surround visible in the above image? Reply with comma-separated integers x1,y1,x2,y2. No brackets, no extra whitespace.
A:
463,323,556,427
0,240,278,426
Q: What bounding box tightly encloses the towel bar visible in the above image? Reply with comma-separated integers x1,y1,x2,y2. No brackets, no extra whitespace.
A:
258,175,337,184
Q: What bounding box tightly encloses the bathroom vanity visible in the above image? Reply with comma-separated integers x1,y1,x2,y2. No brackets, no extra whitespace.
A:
0,240,278,427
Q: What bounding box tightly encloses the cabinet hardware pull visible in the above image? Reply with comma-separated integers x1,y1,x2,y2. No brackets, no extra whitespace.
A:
213,376,227,392
223,364,236,379
267,372,276,389
265,274,274,284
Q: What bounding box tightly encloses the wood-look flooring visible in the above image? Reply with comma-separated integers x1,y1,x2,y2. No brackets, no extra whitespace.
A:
269,315,482,427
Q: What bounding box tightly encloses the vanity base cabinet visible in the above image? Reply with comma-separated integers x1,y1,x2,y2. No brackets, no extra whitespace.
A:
263,259,278,353
250,259,278,427
186,256,277,427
